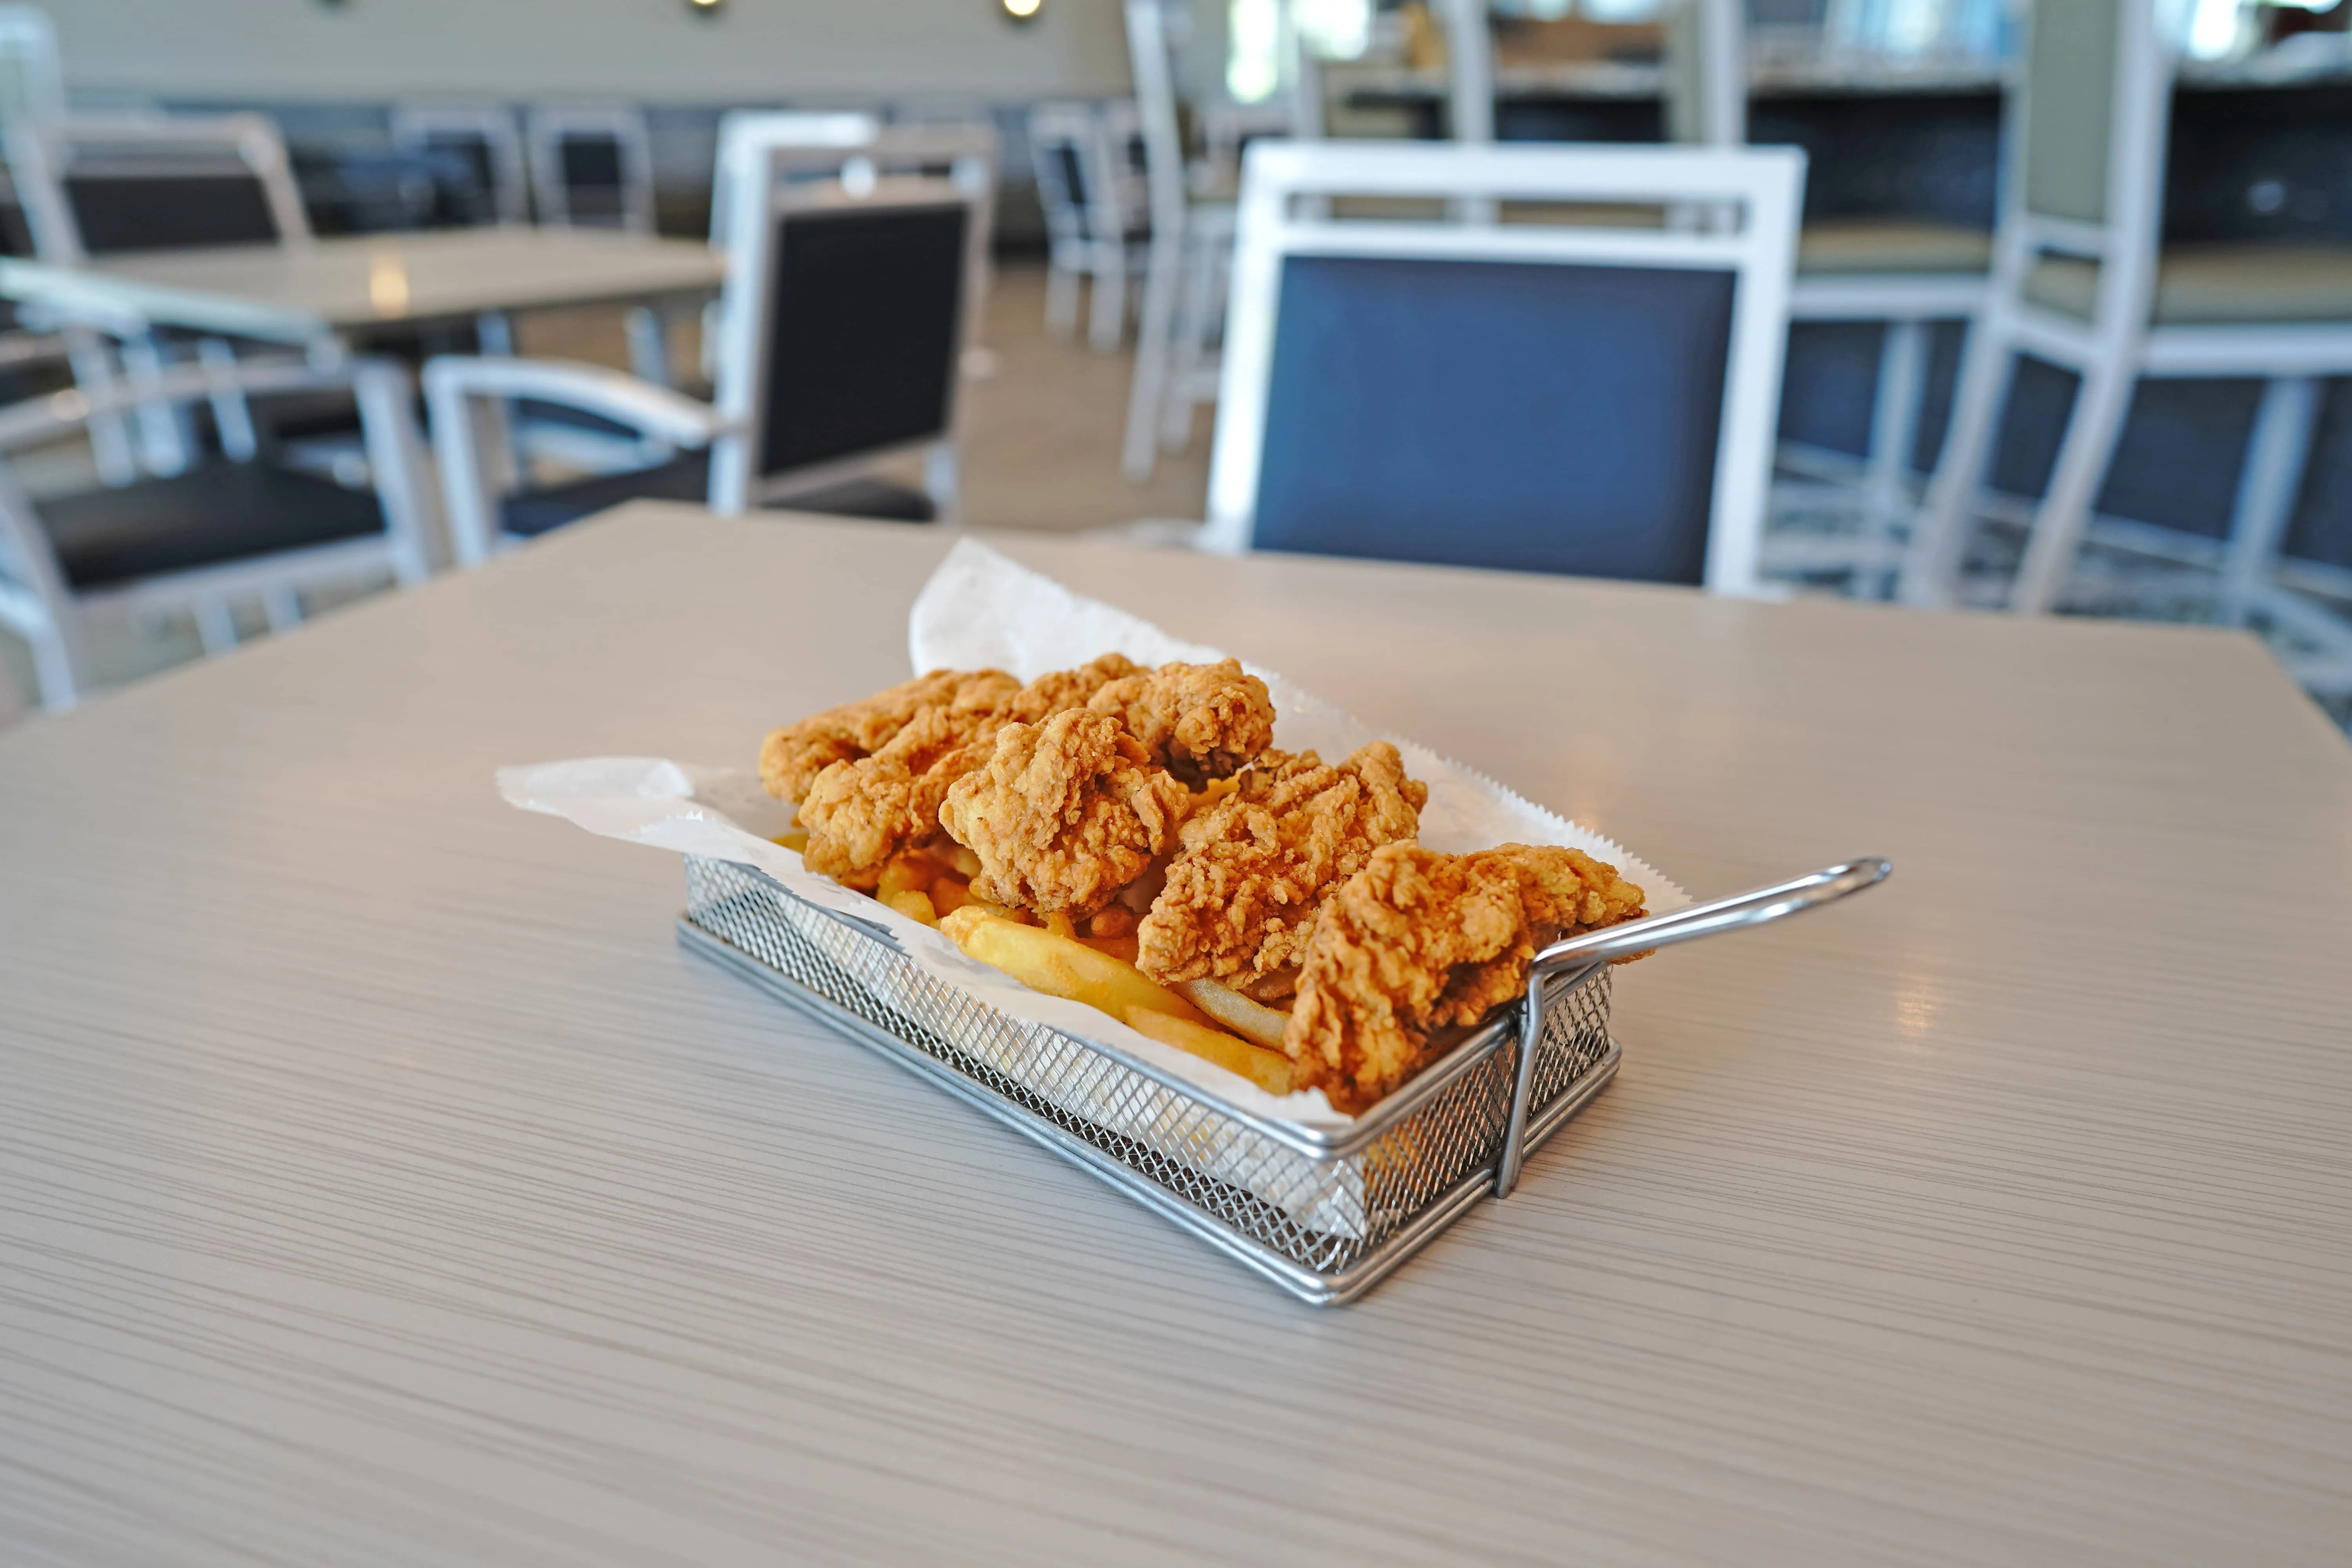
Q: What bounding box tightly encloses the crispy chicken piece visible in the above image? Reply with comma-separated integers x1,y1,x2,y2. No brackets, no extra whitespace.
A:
1004,653,1145,723
796,708,990,889
1284,842,1647,1114
1085,659,1275,786
938,710,1193,918
790,657,1157,884
760,668,1019,803
1135,742,1428,986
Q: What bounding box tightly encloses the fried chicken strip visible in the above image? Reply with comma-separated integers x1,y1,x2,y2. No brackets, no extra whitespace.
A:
796,709,986,888
1135,741,1428,986
1085,658,1275,786
938,710,1192,918
1285,842,1647,1114
759,668,1018,803
791,657,1152,885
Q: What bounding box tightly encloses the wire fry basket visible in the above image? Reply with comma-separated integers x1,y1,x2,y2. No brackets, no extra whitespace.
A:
676,854,1889,1305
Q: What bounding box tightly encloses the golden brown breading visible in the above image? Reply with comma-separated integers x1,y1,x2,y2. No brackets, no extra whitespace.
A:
1134,741,1428,986
759,668,1018,802
1284,842,1648,1114
796,709,989,889
1084,658,1276,786
1004,653,1145,723
938,710,1193,917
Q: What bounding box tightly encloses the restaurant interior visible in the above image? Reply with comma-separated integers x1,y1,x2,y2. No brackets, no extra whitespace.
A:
3,0,2351,730
3,2,2350,1561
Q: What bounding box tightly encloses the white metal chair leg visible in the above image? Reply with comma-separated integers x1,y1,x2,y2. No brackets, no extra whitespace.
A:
1864,320,1928,597
1122,230,1184,482
194,597,239,655
2009,357,2139,615
1089,241,1128,353
2217,374,2321,626
1045,259,1081,340
1160,230,1217,452
26,617,89,711
624,305,672,388
262,586,304,632
924,441,962,525
1900,314,2013,606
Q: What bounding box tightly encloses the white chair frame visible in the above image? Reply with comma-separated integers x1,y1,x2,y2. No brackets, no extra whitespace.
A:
426,158,980,566
712,116,997,357
390,103,532,227
1120,0,1240,481
4,113,312,483
0,354,434,711
1662,0,1991,592
0,5,63,127
524,104,657,234
1029,100,1149,353
7,112,312,264
1205,140,1805,596
1898,0,2352,682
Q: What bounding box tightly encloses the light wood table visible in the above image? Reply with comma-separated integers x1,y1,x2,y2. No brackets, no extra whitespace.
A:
3,504,2348,1564
0,227,724,347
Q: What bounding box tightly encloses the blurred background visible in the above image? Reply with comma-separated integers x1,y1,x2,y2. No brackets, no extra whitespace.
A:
2,0,2348,731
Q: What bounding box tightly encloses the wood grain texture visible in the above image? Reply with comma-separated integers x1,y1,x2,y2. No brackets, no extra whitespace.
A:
2,504,2348,1566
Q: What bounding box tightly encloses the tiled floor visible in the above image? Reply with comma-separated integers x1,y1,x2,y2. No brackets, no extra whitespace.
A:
0,261,1209,722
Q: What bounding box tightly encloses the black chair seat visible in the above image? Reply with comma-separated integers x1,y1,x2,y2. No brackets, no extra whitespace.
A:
42,461,388,590
500,450,935,538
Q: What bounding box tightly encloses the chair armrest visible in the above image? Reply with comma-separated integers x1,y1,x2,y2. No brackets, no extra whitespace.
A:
421,356,731,449
0,352,376,451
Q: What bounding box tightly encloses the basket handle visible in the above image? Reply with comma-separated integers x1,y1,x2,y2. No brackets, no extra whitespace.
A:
1494,857,1893,1198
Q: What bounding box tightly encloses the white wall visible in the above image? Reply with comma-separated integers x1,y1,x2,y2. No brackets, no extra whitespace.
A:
52,0,1137,103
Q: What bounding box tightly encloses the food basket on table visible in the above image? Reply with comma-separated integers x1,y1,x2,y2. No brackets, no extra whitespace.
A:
677,851,1886,1305
506,539,1889,1305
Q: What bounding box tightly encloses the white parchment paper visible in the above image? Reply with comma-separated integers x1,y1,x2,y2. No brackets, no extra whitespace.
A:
500,537,1686,1130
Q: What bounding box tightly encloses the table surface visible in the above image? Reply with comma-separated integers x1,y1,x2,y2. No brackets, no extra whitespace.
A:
0,227,725,345
4,505,2349,1566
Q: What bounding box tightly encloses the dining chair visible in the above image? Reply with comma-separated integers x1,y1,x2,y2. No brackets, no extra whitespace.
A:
4,112,313,482
425,150,979,564
711,113,998,358
1120,0,1242,482
0,348,434,710
389,103,531,227
1028,100,1150,353
524,104,657,234
1899,0,2352,689
1203,139,1804,593
1648,0,1998,592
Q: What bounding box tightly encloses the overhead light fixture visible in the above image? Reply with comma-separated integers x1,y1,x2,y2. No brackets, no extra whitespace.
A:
1003,0,1042,19
688,0,724,13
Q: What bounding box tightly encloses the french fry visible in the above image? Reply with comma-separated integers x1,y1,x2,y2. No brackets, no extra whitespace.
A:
1044,911,1078,939
772,827,810,851
877,855,935,900
1174,978,1293,1053
1082,934,1141,964
940,909,1212,1029
929,875,973,915
1122,1005,1293,1095
882,888,938,927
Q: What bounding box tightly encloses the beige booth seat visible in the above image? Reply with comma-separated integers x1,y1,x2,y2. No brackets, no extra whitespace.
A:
2025,242,2352,323
1796,216,1995,277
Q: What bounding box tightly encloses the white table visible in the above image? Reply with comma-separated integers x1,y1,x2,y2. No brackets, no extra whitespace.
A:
0,226,724,348
3,505,2349,1564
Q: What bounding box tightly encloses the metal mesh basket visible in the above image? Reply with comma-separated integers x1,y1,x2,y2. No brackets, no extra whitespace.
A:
678,854,1617,1304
